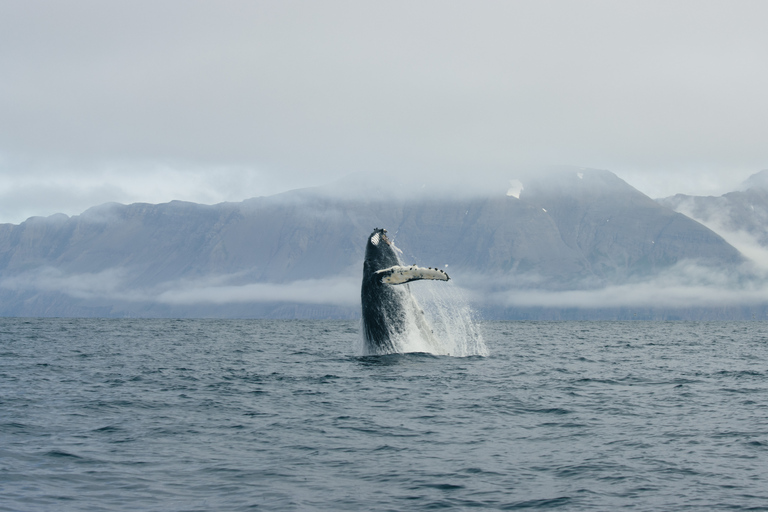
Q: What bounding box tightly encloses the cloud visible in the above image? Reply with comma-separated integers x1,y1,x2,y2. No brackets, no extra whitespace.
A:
0,267,360,307
0,267,140,301
670,197,768,271
2,1,768,222
5,259,768,313
154,275,359,306
0,156,305,224
466,261,768,309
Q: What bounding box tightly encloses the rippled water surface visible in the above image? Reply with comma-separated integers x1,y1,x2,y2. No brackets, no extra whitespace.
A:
2,319,768,511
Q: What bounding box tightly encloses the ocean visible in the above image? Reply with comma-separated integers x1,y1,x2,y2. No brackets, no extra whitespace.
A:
2,318,768,511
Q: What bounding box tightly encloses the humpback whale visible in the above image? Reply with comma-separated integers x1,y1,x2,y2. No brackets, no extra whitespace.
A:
361,228,450,354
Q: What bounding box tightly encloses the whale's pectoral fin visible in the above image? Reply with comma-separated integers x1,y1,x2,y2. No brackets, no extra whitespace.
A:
375,265,450,285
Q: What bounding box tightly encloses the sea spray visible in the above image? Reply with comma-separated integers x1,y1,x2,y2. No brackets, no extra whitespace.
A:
356,281,488,357
412,281,488,357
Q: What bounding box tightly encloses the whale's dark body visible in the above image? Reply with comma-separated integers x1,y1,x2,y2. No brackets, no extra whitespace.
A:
361,228,450,354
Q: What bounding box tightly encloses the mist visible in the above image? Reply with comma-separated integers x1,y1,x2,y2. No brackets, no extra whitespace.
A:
2,1,768,223
4,260,768,317
668,197,768,272
0,268,361,308
473,261,768,310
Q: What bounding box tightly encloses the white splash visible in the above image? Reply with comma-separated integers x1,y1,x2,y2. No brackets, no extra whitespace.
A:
355,281,487,357
407,282,488,357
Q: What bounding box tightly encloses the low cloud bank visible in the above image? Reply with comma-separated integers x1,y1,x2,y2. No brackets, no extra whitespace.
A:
154,275,359,306
1,260,766,313
1,267,140,301
458,261,768,310
0,268,360,307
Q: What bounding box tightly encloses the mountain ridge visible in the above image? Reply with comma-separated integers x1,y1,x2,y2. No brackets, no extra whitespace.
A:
658,169,768,249
0,167,750,318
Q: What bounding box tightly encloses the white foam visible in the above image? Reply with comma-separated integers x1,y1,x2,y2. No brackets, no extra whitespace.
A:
414,282,488,357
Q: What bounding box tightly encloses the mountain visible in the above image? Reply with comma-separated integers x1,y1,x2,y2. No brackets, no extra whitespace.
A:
658,169,768,248
0,167,745,318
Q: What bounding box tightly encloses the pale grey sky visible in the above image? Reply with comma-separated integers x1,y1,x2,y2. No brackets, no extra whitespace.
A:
1,0,767,223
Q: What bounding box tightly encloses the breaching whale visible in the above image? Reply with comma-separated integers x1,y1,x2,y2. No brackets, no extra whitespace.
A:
361,228,450,354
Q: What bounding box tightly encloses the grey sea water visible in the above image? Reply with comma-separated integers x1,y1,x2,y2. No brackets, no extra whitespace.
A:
2,318,768,511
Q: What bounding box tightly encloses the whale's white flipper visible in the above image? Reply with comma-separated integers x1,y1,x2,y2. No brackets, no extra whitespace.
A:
375,265,450,285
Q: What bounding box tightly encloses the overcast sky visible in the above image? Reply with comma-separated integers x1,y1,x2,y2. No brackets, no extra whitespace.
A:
2,0,767,224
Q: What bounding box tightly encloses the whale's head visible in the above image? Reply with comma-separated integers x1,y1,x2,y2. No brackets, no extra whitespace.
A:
364,228,400,272
368,227,390,248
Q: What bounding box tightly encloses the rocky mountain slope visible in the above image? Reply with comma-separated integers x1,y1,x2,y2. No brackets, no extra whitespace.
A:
658,169,768,248
0,167,745,318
